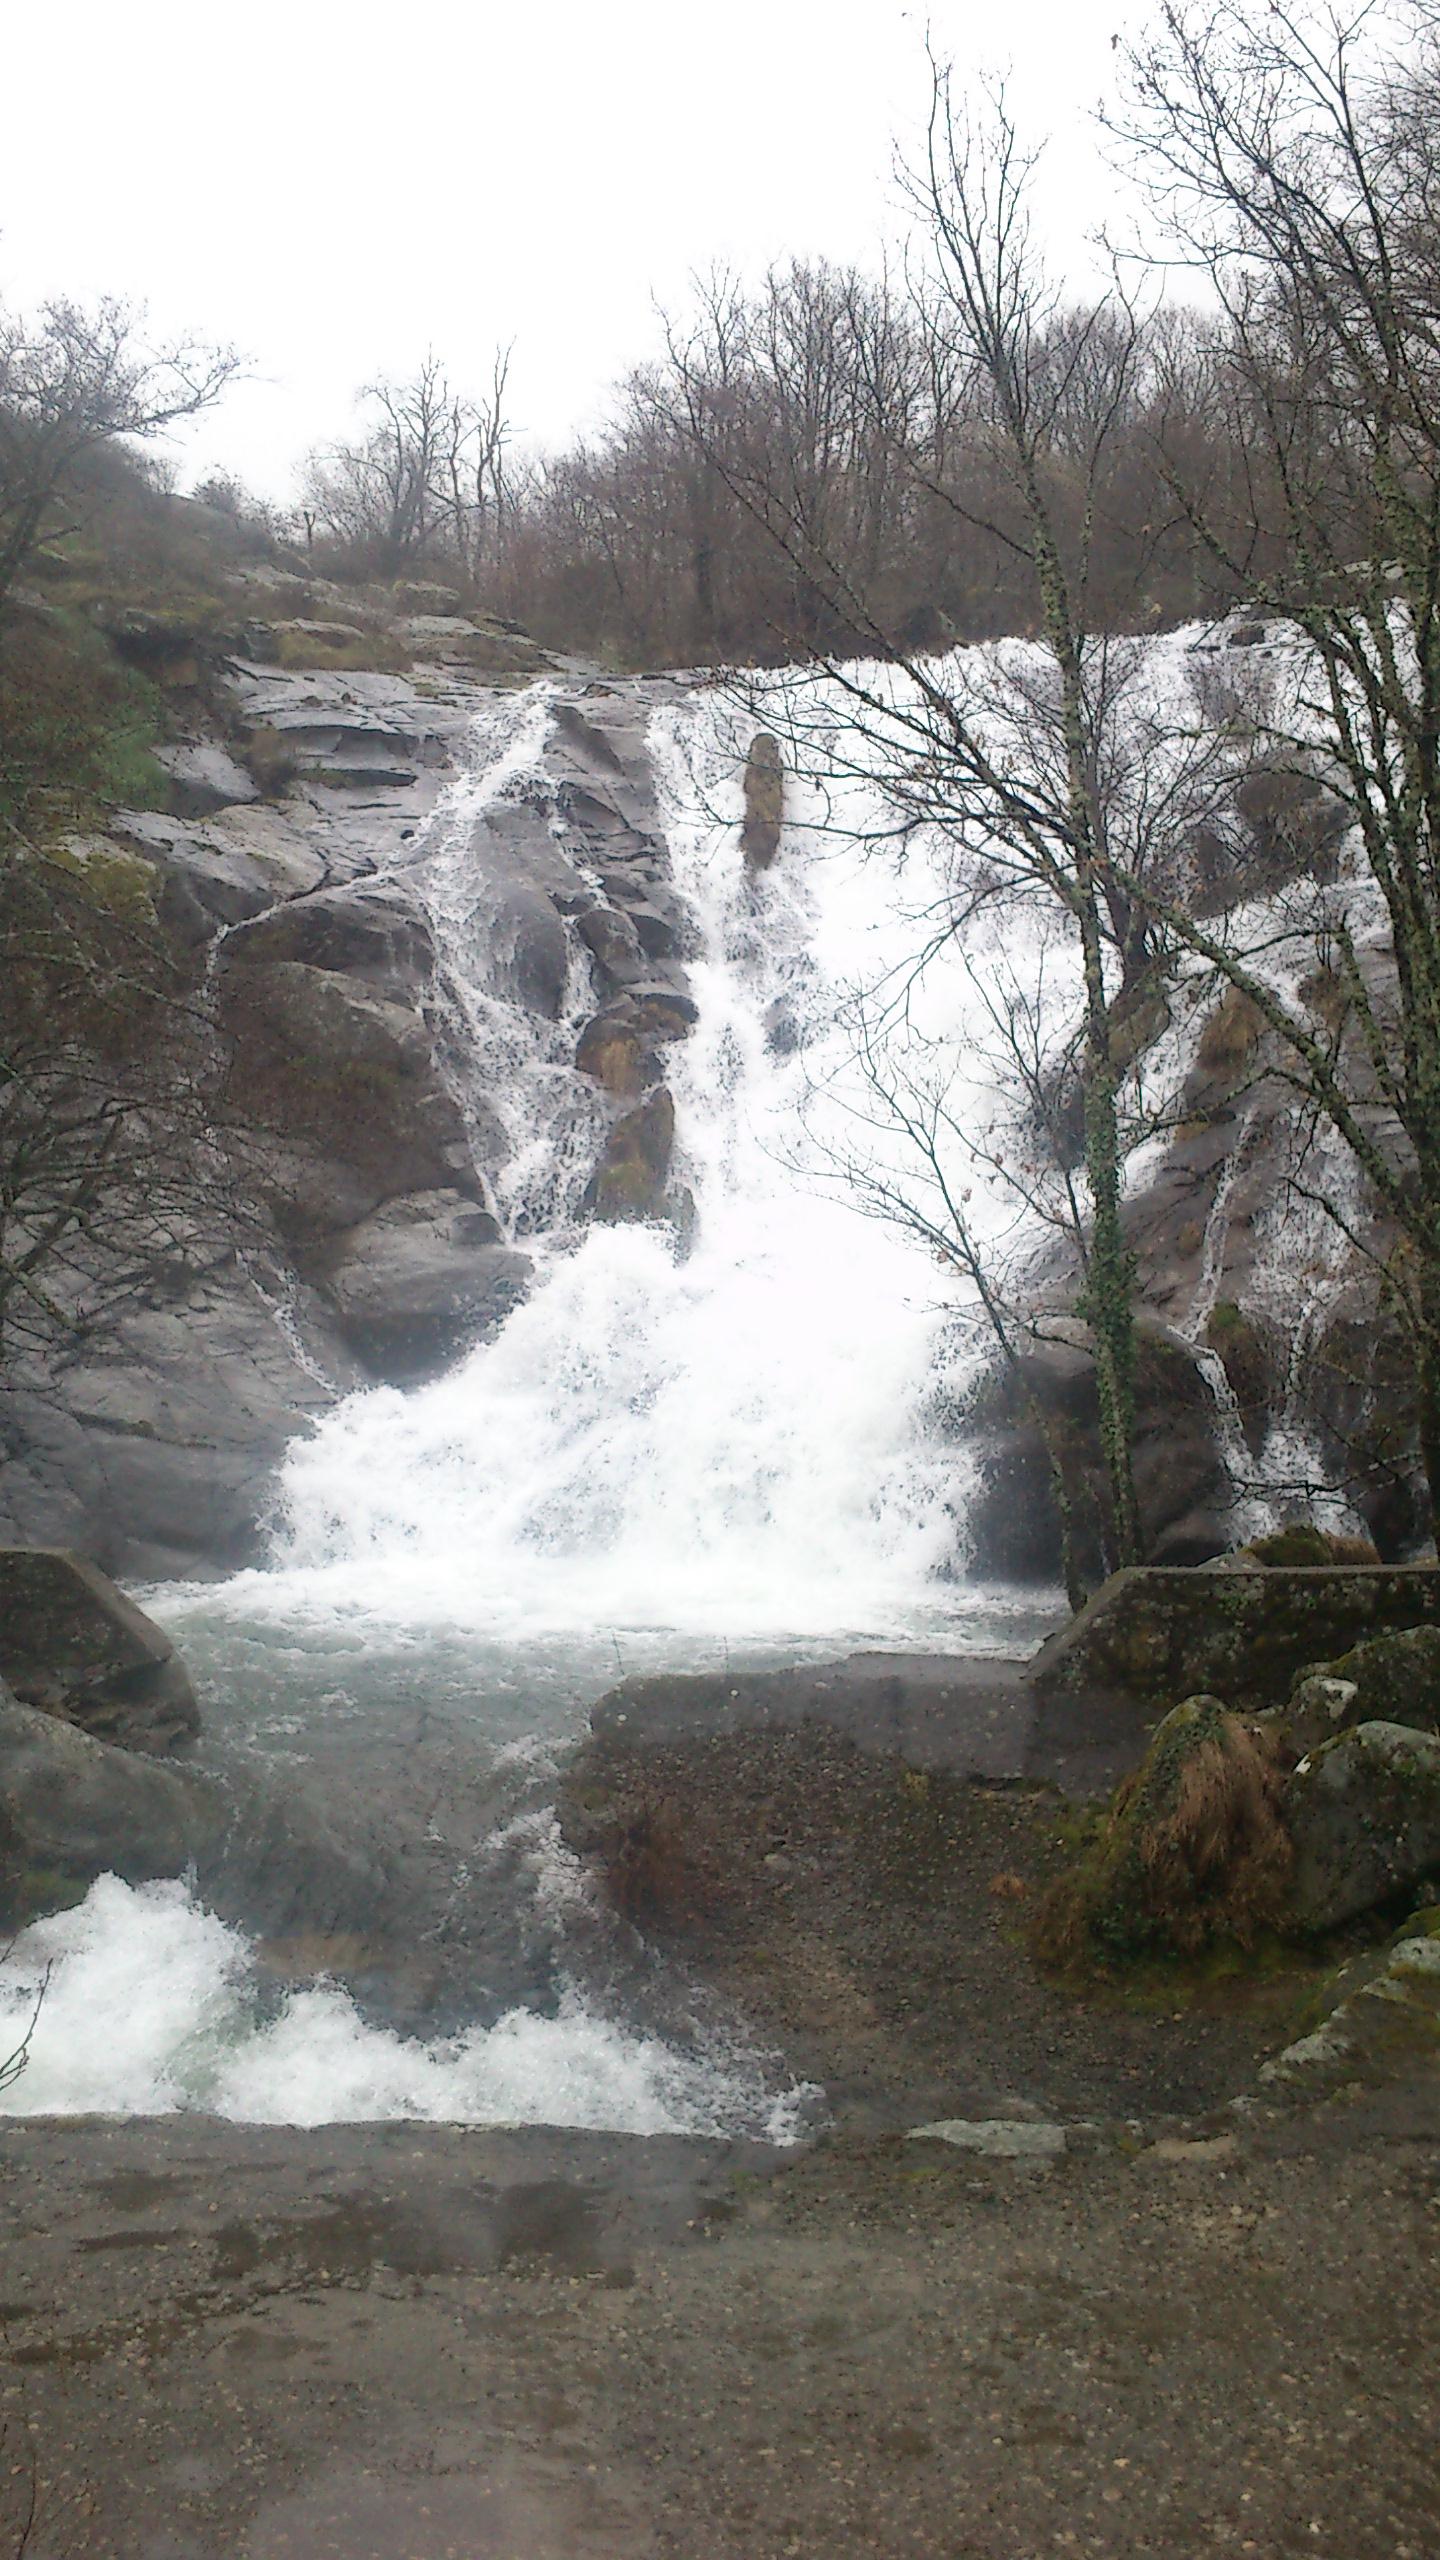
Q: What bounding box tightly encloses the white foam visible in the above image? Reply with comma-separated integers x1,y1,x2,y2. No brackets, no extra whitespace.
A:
0,1877,814,2139
199,670,1064,1650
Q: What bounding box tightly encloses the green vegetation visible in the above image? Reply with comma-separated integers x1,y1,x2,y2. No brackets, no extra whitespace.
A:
0,608,168,834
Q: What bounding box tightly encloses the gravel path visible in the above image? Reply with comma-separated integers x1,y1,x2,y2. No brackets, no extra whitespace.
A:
1,2090,1436,2559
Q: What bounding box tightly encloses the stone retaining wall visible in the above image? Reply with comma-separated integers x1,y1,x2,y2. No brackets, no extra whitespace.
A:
1031,1565,1440,1708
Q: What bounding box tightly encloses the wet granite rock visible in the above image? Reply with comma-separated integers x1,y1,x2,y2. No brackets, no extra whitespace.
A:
0,1681,221,1924
963,1316,1230,1583
583,1090,676,1223
480,876,574,1019
220,878,436,1001
576,903,648,995
0,1275,360,1581
575,1014,662,1100
741,733,784,870
312,1191,533,1383
218,961,480,1241
0,1549,199,1753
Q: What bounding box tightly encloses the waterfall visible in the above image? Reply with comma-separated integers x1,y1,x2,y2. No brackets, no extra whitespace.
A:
228,680,1025,1647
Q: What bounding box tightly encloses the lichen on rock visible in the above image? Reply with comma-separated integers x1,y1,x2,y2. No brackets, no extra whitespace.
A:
1285,1718,1440,1931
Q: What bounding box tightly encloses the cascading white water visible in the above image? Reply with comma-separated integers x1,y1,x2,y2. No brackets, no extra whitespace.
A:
214,678,1034,1646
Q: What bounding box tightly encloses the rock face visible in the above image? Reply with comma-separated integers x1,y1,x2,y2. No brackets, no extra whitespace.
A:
964,1317,1231,1581
0,1681,220,1925
1286,1721,1440,1929
0,1277,361,1582
220,878,435,995
219,960,480,1243
0,651,710,1576
0,1548,199,1752
741,732,784,870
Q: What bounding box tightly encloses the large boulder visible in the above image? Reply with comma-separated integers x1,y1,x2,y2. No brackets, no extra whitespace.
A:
312,1191,532,1382
0,1549,198,1752
1287,1721,1440,1930
1316,1623,1440,1729
0,1682,220,1925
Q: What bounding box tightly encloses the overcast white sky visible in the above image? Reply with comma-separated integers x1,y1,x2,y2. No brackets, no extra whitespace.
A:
3,0,1143,498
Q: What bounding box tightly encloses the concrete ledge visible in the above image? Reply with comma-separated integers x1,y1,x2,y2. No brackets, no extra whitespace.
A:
1031,1565,1440,1709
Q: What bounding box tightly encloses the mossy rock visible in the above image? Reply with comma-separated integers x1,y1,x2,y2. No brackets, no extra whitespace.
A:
1301,1624,1440,1737
1232,1523,1383,1570
1033,1695,1293,1965
1286,1720,1440,1930
1203,1301,1275,1450
1260,1927,1440,2097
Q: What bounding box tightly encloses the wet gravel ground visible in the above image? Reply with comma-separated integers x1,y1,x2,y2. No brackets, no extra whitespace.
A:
1,2091,1436,2560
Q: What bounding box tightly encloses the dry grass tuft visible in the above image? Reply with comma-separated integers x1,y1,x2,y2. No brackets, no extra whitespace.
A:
1033,1697,1295,1968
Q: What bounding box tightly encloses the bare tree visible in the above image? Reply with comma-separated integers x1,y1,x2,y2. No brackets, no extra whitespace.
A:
659,69,1242,1572
0,295,238,617
303,350,517,583
1111,0,1440,1531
